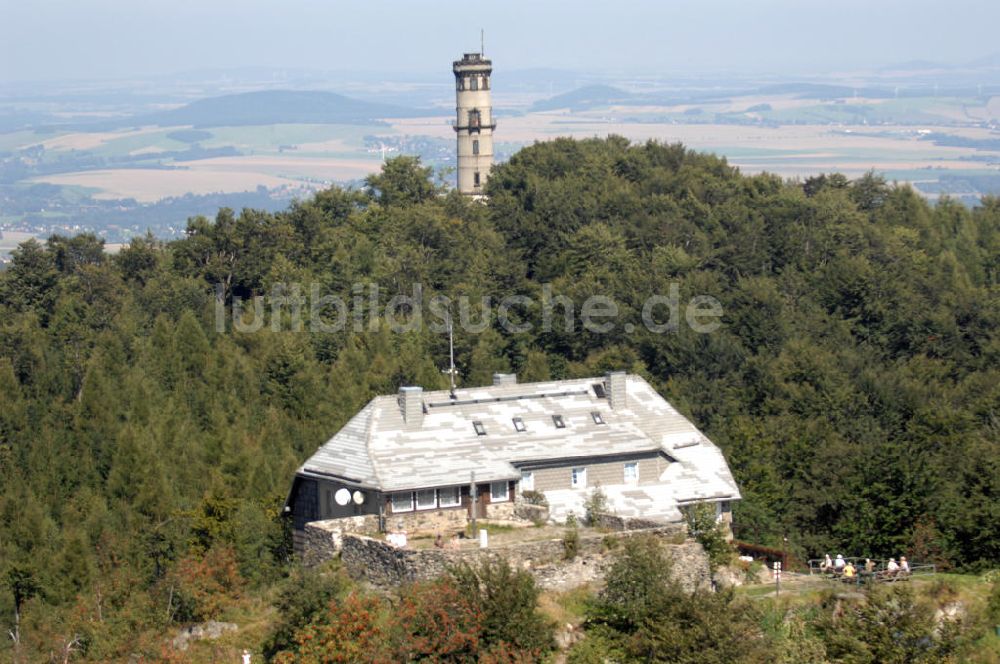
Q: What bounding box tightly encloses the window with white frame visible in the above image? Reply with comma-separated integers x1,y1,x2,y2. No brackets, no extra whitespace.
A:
438,486,461,507
416,489,436,510
490,481,509,502
624,461,639,485
552,414,566,428
591,411,605,424
512,417,526,432
391,492,414,513
473,420,486,436
520,470,534,492
571,467,587,489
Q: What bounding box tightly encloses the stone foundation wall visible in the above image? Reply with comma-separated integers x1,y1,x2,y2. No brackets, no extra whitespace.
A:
387,507,469,534
337,525,707,593
485,501,517,520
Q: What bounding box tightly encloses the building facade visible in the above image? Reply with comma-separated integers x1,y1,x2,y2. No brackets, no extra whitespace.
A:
453,52,495,196
285,372,741,552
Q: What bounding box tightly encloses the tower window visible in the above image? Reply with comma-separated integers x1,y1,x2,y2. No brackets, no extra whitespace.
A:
470,76,479,91
472,139,479,155
456,77,464,91
483,76,490,90
474,172,481,187
468,109,480,128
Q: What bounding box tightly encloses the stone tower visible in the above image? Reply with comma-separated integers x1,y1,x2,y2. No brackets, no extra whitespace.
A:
453,52,495,196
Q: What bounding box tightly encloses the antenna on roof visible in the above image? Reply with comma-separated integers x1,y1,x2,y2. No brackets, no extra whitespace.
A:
443,316,458,399
481,28,484,56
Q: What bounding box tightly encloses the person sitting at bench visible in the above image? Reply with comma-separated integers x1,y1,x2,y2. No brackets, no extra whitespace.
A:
833,554,846,575
864,558,875,574
886,557,899,577
820,554,833,573
843,560,856,580
899,556,910,575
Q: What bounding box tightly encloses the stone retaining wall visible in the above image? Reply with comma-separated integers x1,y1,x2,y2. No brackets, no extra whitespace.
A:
592,513,672,532
301,515,381,567
337,524,708,593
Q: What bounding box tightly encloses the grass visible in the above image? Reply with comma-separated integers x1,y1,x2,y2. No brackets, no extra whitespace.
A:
199,124,385,152
538,585,593,627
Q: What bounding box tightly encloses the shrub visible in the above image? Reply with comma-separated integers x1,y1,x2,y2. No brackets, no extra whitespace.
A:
583,485,609,526
447,558,555,656
392,578,484,660
682,503,733,573
274,592,390,664
521,490,548,507
263,561,351,659
165,545,243,622
591,535,674,631
563,527,581,560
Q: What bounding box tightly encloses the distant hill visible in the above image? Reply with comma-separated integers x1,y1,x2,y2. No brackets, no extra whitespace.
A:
530,85,634,112
138,90,431,127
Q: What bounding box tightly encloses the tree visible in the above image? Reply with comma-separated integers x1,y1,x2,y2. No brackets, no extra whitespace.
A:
364,156,438,207
3,563,40,657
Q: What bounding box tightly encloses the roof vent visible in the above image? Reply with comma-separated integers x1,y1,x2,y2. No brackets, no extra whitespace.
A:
492,373,517,387
605,371,627,410
398,386,424,427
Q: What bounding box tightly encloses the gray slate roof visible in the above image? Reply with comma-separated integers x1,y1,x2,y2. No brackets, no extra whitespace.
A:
297,374,741,509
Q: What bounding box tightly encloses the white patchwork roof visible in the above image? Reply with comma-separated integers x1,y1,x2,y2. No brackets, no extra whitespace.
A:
297,374,741,509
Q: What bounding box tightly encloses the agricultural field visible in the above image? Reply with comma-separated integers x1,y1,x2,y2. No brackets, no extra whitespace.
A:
2,78,1000,242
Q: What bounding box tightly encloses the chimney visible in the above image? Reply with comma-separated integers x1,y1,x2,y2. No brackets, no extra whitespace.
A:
398,386,424,427
605,371,627,410
492,373,517,387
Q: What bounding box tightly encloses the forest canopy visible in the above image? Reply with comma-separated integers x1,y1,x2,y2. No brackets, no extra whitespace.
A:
1,138,998,660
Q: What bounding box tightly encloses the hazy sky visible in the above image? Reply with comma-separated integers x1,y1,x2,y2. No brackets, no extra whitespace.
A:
2,0,998,83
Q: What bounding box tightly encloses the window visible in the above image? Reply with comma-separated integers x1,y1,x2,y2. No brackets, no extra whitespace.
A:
521,471,534,492
473,421,486,436
552,414,566,428
468,109,480,128
325,489,333,515
470,76,479,91
624,462,639,485
439,487,461,507
591,411,605,425
391,492,413,513
483,76,490,90
491,481,509,502
474,172,481,187
512,417,526,432
456,77,464,91
416,489,436,510
472,139,480,155
571,467,587,489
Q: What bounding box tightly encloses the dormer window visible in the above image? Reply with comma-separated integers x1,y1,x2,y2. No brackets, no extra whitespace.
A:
591,411,605,425
473,421,486,436
512,417,526,432
552,415,566,429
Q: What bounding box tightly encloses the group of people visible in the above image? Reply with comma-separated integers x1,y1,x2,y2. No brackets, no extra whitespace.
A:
819,554,910,580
